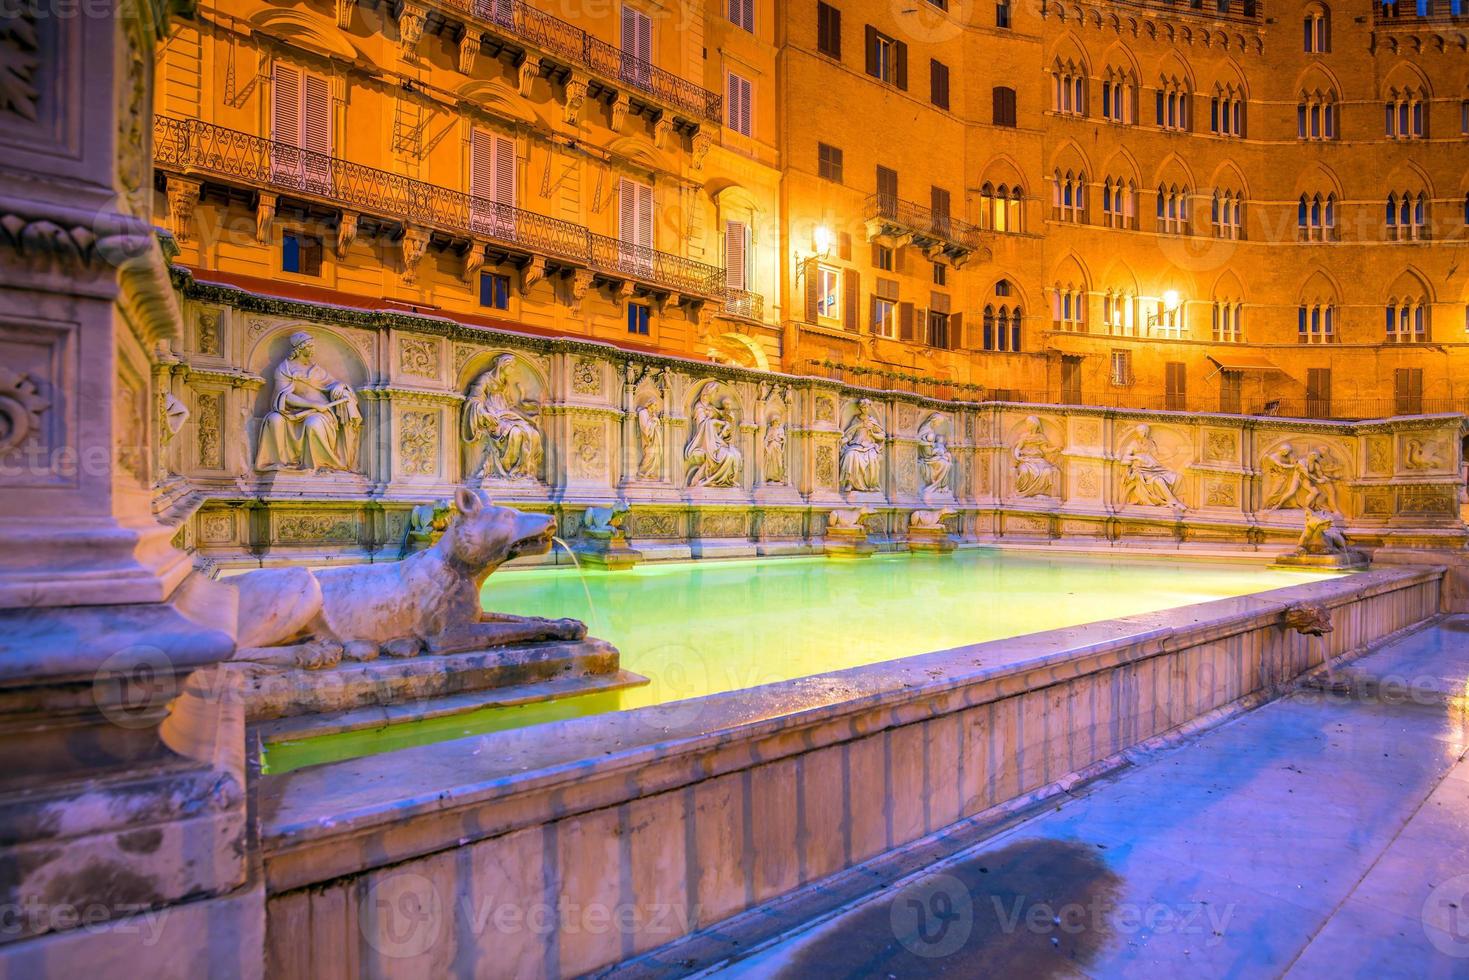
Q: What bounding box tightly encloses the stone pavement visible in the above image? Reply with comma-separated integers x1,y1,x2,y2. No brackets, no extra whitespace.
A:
703,617,1469,979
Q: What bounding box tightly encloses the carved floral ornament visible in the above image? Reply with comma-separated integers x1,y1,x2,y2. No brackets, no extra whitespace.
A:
0,368,49,454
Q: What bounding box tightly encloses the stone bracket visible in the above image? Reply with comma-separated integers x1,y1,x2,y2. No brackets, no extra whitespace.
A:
461,239,489,283
399,225,430,284
255,192,277,244
562,72,589,125
520,255,547,295
165,176,202,244
335,210,358,258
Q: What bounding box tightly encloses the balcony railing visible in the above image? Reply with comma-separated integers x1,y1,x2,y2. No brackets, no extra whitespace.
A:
432,0,722,124
722,288,764,321
154,117,725,299
864,193,985,258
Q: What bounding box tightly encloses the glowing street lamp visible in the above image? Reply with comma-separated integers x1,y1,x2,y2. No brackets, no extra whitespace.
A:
1162,289,1181,311
811,224,833,258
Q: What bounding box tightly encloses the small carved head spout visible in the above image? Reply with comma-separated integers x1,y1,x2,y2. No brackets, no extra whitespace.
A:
442,487,555,574
1283,602,1333,637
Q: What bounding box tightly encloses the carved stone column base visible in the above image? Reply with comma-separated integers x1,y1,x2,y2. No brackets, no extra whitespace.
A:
823,526,875,559
0,514,197,608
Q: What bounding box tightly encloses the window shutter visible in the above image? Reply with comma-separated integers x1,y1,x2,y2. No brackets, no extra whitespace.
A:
470,128,494,199
639,9,652,60
838,231,852,261
899,301,915,342
950,312,964,350
804,258,819,321
271,63,302,146
302,73,332,156
864,25,878,77
894,40,908,90
843,269,859,331
724,220,747,290
494,136,516,207
618,177,636,243
637,183,653,248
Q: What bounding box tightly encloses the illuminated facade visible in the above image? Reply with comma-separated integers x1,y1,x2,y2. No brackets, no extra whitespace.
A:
155,0,1469,417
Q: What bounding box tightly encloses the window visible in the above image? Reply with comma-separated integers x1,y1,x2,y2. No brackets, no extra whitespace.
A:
1386,299,1428,342
1210,87,1244,137
817,142,843,183
995,0,1011,27
1053,286,1086,332
927,310,952,349
618,177,654,273
479,271,510,309
620,6,653,87
726,72,752,136
1156,184,1189,235
281,231,322,276
873,243,894,271
1219,371,1243,414
1110,350,1133,387
1103,291,1136,335
1155,79,1190,131
931,185,951,236
1297,193,1337,241
1385,89,1426,138
817,2,842,58
1304,7,1329,52
872,293,898,338
1395,367,1424,415
876,165,898,214
865,26,906,88
979,183,1023,232
993,86,1017,127
982,304,1022,351
930,59,950,110
1152,297,1184,338
1101,177,1135,229
1052,170,1086,223
1386,191,1428,240
1052,62,1086,117
724,219,750,292
816,264,841,321
728,0,753,32
1462,99,1468,135
469,127,516,236
270,63,332,193
1165,362,1186,411
1298,303,1337,344
1212,300,1243,342
1306,368,1332,418
1211,189,1243,239
1297,92,1338,140
627,302,651,335
1102,71,1134,124
933,262,947,286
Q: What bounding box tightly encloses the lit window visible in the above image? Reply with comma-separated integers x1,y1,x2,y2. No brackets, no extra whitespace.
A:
1212,301,1243,342
872,296,897,337
816,264,841,321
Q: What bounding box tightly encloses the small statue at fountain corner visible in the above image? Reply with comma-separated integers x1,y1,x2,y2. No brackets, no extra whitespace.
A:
402,498,454,556
580,503,631,539
828,506,875,531
909,508,955,530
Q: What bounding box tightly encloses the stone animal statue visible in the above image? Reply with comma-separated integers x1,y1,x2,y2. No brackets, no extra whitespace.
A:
228,489,584,669
580,504,630,536
828,506,874,531
1283,603,1333,636
909,508,955,530
400,498,453,557
1297,508,1348,555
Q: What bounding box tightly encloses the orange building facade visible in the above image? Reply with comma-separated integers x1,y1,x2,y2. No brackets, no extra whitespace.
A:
154,0,1469,418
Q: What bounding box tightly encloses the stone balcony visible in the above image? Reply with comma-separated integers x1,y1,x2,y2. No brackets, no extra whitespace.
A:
154,117,726,305
386,0,722,132
862,193,986,267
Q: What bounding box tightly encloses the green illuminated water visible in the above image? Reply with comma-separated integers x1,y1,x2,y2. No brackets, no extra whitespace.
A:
264,551,1337,773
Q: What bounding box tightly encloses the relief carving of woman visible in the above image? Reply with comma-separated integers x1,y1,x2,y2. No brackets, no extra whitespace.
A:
461,353,543,482
1121,423,1186,509
684,387,743,488
1012,415,1059,498
763,411,787,485
840,398,886,493
254,331,362,473
917,413,953,492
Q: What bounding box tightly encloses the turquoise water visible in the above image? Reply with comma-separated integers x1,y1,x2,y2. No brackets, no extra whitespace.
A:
264,550,1336,772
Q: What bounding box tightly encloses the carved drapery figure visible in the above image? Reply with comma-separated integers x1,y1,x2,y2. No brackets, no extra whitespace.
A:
1262,443,1340,512
764,411,787,484
917,413,953,492
462,353,543,482
684,386,743,488
1012,415,1059,498
636,401,662,480
255,331,362,472
1120,424,1186,509
840,398,886,492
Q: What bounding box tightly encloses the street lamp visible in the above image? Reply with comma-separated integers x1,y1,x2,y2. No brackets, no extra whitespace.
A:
811,224,833,258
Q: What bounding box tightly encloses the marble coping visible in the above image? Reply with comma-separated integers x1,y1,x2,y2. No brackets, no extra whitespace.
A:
258,564,1441,892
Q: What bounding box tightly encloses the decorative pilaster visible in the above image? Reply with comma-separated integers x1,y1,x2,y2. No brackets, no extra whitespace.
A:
562,72,588,125
255,192,276,244
335,210,358,258
400,225,430,284
165,175,201,243
336,0,354,27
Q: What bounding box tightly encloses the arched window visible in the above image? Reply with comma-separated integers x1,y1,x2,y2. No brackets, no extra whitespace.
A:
1102,68,1135,124
1156,184,1190,234
1053,170,1086,223
982,304,1023,351
1386,298,1428,342
1210,84,1245,137
1386,191,1428,240
1298,303,1337,344
1211,188,1243,239
1385,87,1427,138
1303,6,1329,52
1298,192,1338,241
1052,285,1086,331
980,182,1025,232
1212,300,1244,342
1052,61,1087,117
1103,289,1137,336
1102,177,1136,229
1297,90,1339,140
1155,77,1190,131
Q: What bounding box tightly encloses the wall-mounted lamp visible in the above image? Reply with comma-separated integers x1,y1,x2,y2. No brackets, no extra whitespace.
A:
811,224,834,258
1162,289,1181,311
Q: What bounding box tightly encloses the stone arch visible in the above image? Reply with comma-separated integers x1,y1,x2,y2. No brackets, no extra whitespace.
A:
249,9,361,60
1149,151,1196,190
1208,159,1250,198
709,333,770,372
246,325,371,421
1047,139,1093,177
1299,269,1343,306
1382,59,1433,98
1211,270,1248,302
1292,163,1343,199
457,348,549,396
1294,63,1342,101
455,79,543,128
1386,266,1435,304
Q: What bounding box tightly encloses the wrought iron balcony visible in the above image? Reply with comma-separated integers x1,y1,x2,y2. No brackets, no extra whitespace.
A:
429,0,722,125
721,288,764,321
863,194,985,265
154,117,725,300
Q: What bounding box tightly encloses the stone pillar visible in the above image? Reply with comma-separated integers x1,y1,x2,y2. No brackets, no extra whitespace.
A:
0,1,258,973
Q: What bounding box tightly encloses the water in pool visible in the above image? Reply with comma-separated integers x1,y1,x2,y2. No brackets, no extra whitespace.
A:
264,550,1337,772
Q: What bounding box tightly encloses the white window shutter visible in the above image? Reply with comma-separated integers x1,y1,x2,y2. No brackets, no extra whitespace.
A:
637,182,654,249
638,10,652,60
302,73,332,156
724,220,747,290
470,128,494,199
619,178,636,244
271,63,301,146
740,78,751,135
493,136,516,208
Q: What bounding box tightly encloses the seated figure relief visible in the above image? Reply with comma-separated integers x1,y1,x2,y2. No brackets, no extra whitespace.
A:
462,353,544,483
254,331,362,473
1120,423,1187,510
684,385,743,488
840,398,886,493
917,413,953,492
1012,415,1060,498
